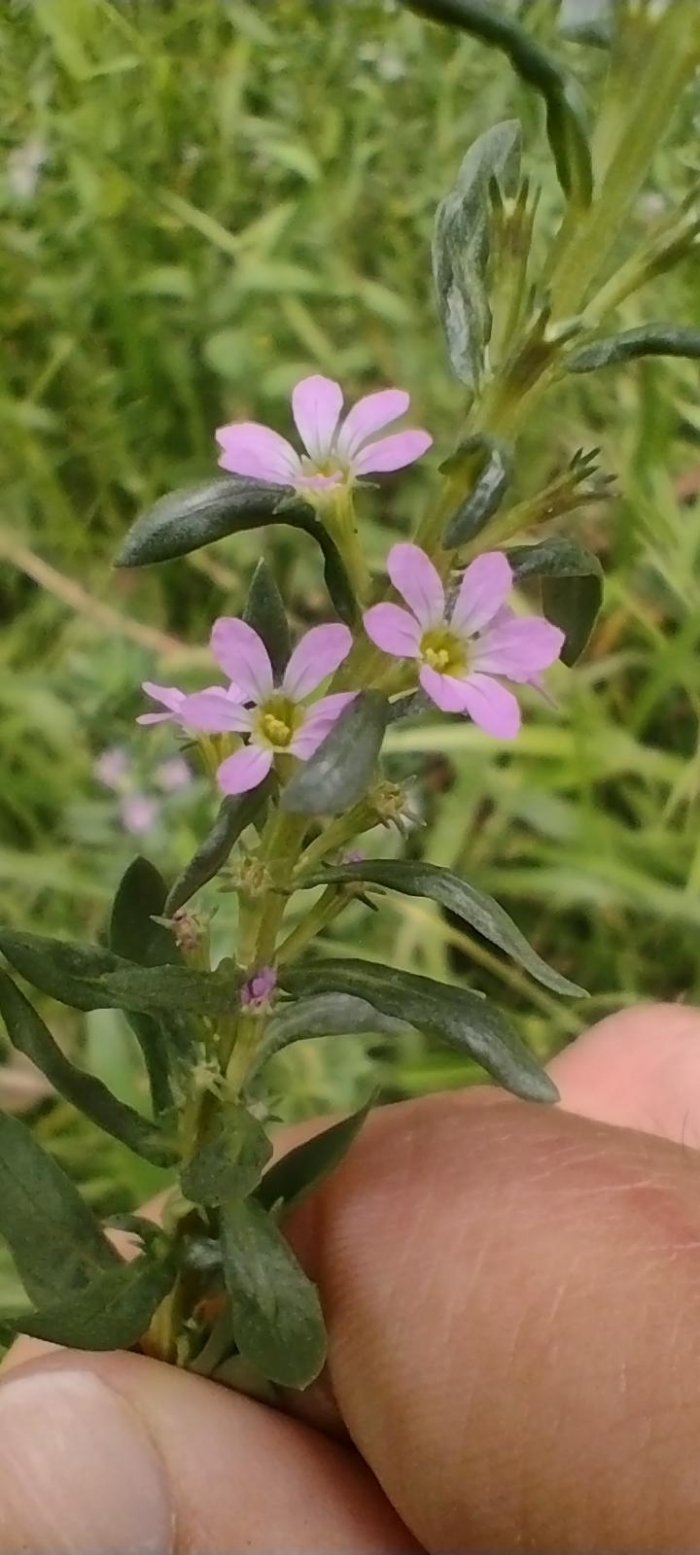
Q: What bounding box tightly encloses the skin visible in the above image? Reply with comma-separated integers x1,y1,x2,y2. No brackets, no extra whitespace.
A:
2,1002,700,1552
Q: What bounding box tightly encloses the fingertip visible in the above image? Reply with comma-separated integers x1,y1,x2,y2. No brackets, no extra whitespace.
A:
550,1001,700,1143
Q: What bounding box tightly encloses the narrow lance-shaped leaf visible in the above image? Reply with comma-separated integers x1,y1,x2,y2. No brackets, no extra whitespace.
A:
20,1252,176,1352
281,960,558,1106
109,857,179,1115
281,693,389,816
114,478,357,626
0,970,176,1166
0,1109,118,1306
567,325,700,374
442,435,512,546
404,0,592,206
507,536,603,666
300,860,585,997
432,120,522,387
256,1103,371,1216
252,992,409,1075
243,558,292,680
165,782,270,917
221,1197,327,1390
0,929,240,1018
180,1104,272,1207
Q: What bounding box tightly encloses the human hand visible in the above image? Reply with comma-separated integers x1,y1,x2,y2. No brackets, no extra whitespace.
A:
2,1002,700,1553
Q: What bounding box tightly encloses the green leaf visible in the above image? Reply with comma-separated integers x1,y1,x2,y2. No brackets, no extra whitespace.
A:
406,1,592,206
20,1253,175,1351
0,929,239,1018
281,960,558,1105
256,1103,371,1215
0,1110,118,1306
432,120,522,387
165,784,270,917
0,971,175,1166
109,858,180,1115
507,536,603,666
221,1197,326,1389
243,559,291,680
558,0,613,47
301,860,584,997
109,857,177,968
567,325,700,374
255,992,409,1072
181,1105,272,1207
281,693,389,816
114,479,357,626
442,436,512,546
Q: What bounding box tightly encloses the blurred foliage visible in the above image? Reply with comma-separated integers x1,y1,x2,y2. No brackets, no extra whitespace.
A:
1,0,700,1248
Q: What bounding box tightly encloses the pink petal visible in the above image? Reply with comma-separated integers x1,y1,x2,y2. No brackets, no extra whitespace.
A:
283,623,353,700
216,743,273,796
363,602,421,658
177,692,253,734
291,376,343,461
352,429,432,476
336,389,409,460
293,470,343,491
471,617,565,683
419,665,474,714
387,543,444,629
215,423,301,485
451,552,513,636
136,682,185,724
289,692,356,758
210,618,273,703
460,673,521,740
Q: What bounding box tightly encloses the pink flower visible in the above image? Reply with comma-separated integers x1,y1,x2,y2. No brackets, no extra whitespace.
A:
154,756,193,793
240,966,277,1010
119,793,161,836
363,544,564,740
215,375,432,494
137,681,238,730
94,747,130,790
179,618,355,795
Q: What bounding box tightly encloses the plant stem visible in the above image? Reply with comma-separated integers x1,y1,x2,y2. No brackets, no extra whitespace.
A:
276,886,348,964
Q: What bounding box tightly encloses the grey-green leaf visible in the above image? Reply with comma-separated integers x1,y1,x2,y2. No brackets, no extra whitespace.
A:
180,1105,272,1207
281,959,558,1105
281,693,389,816
442,436,512,546
567,325,700,374
0,1110,118,1306
256,1103,371,1216
0,971,175,1165
109,857,177,968
221,1197,326,1389
243,559,291,680
507,537,603,666
0,929,239,1018
254,992,409,1073
114,479,357,626
301,860,584,997
21,1254,175,1351
164,784,270,917
432,120,522,387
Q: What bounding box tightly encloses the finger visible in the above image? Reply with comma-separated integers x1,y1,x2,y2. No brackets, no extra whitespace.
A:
550,1000,700,1144
0,1348,417,1553
286,1006,700,1553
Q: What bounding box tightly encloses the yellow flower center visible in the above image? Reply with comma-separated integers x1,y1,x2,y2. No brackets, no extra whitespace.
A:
256,695,304,751
419,626,467,677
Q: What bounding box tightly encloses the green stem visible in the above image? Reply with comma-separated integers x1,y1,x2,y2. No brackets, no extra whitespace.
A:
276,887,348,964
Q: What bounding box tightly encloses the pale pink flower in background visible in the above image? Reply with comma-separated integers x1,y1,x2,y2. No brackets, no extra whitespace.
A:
240,966,277,1010
137,681,238,729
363,544,564,740
179,617,355,795
154,756,193,792
215,374,432,494
94,747,130,790
119,793,161,836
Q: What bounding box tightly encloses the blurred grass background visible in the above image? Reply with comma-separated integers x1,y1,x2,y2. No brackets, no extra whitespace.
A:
1,0,700,1282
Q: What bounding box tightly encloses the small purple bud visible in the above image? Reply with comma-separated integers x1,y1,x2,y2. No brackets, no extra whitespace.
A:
240,965,277,1011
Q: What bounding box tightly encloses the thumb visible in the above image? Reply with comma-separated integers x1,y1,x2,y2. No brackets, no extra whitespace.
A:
0,1348,415,1553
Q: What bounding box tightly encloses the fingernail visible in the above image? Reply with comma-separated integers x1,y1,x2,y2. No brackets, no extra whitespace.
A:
0,1366,174,1553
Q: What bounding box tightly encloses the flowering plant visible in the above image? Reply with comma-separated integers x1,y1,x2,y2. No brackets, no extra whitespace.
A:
0,0,698,1391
